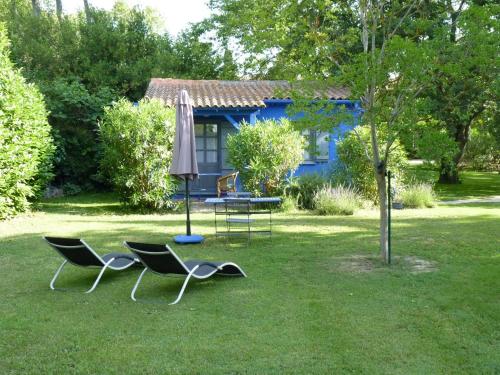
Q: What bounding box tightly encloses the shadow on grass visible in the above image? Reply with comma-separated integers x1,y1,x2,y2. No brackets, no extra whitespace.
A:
3,209,498,260
35,192,183,216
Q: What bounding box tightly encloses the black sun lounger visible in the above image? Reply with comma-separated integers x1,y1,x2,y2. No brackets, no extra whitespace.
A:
44,236,140,293
123,241,247,305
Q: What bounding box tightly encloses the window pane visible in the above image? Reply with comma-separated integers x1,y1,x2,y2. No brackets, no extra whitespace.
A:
196,151,204,162
206,124,218,135
195,137,204,150
195,124,204,136
302,129,312,161
206,137,217,150
206,151,217,163
316,132,329,160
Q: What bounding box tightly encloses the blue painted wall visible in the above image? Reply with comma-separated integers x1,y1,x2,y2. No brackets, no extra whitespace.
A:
257,100,357,178
193,99,358,189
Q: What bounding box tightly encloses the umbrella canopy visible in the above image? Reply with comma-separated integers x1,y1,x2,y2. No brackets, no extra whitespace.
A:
169,90,198,180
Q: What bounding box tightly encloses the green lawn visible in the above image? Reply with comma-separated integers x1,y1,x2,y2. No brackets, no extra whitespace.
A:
436,171,500,201
409,168,500,201
1,194,499,374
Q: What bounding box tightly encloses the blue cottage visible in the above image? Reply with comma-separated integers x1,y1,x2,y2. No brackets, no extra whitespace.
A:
145,78,357,195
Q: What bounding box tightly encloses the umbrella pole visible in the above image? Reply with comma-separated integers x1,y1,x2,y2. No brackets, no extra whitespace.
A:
185,179,191,236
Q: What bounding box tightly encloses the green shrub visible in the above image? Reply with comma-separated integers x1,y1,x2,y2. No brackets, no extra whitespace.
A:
462,128,500,172
313,184,361,216
0,27,54,219
276,195,299,213
227,119,304,196
99,99,178,209
287,173,328,210
400,183,436,208
335,126,409,202
62,183,83,197
42,78,115,189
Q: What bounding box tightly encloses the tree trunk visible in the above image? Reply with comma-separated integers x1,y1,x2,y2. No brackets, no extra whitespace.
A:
368,118,389,263
376,169,388,262
439,122,471,184
56,0,63,22
83,0,91,23
438,165,460,184
31,0,41,17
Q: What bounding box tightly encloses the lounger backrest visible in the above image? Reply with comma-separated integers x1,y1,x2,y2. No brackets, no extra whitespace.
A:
44,236,103,267
124,241,189,275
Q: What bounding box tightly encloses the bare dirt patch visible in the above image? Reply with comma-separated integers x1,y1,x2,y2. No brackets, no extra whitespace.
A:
402,256,438,274
334,254,438,274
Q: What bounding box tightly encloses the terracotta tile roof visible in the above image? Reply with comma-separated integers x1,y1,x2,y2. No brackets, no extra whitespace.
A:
145,78,350,108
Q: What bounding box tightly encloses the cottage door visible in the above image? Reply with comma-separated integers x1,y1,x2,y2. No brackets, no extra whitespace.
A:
194,123,219,193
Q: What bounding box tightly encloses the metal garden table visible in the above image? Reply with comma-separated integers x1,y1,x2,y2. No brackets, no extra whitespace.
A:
204,197,281,239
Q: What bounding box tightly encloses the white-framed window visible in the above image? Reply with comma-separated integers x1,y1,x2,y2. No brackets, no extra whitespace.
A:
195,123,218,163
303,128,330,162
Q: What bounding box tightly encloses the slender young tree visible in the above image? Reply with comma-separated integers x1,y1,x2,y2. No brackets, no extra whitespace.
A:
355,1,432,261
301,0,432,262
428,2,498,183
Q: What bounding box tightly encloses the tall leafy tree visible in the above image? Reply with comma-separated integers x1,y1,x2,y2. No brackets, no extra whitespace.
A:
76,3,175,100
425,3,499,183
211,0,498,184
209,0,359,79
171,22,238,80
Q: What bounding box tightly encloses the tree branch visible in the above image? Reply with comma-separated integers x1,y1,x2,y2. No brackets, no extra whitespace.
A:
352,124,372,162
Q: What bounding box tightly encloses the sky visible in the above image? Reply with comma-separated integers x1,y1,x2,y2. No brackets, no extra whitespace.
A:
63,0,212,36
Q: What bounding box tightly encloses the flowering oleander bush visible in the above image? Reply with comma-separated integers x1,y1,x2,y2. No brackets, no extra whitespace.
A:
99,98,178,209
227,119,304,196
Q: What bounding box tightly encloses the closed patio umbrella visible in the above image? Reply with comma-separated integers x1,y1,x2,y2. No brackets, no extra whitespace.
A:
169,90,203,244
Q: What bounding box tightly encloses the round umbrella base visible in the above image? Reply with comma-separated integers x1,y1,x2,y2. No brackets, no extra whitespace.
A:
173,234,204,244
